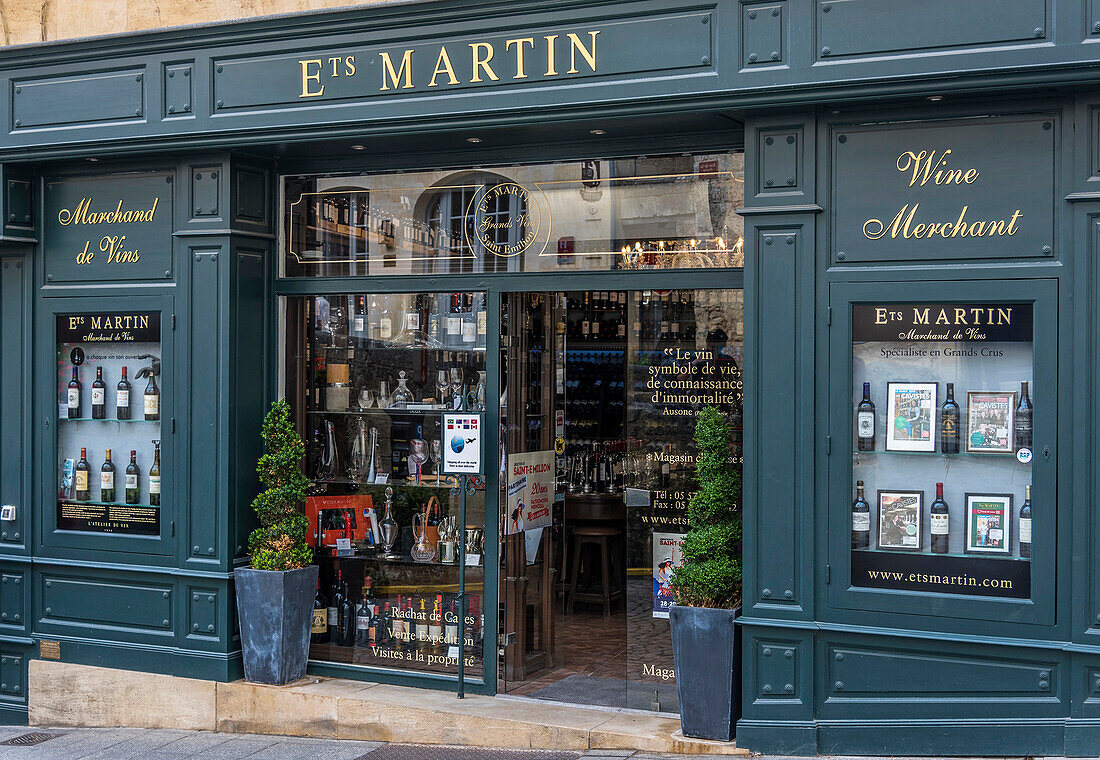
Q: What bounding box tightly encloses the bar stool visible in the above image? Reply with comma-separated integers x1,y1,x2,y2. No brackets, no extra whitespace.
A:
566,525,624,617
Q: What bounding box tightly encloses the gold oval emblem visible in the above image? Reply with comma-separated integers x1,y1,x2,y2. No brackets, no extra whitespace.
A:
467,182,540,258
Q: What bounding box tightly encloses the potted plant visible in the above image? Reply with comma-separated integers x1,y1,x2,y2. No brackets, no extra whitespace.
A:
235,399,317,685
669,405,742,741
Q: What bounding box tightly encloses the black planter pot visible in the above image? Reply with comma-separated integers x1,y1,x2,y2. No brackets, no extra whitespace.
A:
669,604,741,741
235,565,319,685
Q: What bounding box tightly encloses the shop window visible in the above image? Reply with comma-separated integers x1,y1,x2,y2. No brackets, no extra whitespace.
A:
281,154,745,277
849,301,1037,601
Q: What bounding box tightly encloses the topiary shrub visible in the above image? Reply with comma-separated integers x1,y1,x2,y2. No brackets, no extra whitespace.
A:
670,405,742,609
247,399,313,571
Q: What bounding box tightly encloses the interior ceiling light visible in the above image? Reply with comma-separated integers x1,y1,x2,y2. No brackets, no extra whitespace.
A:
589,129,607,135
86,157,99,162
466,137,483,144
350,144,366,150
927,95,944,102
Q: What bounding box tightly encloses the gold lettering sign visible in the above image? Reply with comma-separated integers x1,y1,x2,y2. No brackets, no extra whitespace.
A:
57,196,160,266
297,30,599,98
862,148,1023,242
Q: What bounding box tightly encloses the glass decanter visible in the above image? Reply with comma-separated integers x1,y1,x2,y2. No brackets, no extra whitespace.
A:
391,371,413,407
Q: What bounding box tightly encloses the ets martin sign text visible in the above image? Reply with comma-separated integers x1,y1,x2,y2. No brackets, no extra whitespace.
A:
832,115,1055,263
210,11,713,111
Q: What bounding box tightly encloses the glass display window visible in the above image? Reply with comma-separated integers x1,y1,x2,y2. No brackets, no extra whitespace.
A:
831,280,1057,624
55,310,163,537
284,291,487,677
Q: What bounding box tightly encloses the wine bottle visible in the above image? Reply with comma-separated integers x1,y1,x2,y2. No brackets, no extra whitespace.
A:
149,440,161,507
1015,381,1033,451
100,448,116,502
851,480,870,549
581,293,591,338
379,294,394,341
429,595,443,650
75,447,91,501
312,578,330,644
446,294,461,346
67,367,82,419
374,602,391,646
356,577,374,646
125,450,140,504
392,595,406,648
144,372,160,421
328,570,343,636
930,482,949,554
445,598,460,646
476,294,487,345
339,580,355,646
1020,484,1032,558
940,382,960,454
856,382,875,451
416,598,430,653
116,366,132,420
91,366,106,420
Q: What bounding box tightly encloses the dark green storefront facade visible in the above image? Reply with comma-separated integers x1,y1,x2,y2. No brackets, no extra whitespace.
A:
0,0,1098,754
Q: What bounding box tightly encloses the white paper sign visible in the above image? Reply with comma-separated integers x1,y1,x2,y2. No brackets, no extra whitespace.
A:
441,412,483,475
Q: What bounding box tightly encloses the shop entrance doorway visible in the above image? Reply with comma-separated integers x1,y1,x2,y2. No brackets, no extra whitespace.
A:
498,288,743,713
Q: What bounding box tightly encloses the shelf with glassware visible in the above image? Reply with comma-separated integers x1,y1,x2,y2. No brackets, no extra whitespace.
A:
56,312,164,537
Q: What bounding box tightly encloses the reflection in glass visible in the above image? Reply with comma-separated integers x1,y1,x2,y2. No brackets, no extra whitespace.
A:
283,154,744,277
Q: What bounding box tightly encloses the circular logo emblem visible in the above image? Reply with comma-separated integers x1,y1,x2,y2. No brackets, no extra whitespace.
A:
468,183,541,258
1016,447,1033,464
69,347,85,366
449,435,466,454
894,415,907,431
970,431,984,446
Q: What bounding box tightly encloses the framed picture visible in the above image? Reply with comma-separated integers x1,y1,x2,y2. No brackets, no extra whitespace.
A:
964,493,1012,554
885,382,937,452
876,490,923,551
965,391,1016,454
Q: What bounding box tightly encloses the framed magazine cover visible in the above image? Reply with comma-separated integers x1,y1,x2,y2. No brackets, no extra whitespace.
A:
876,490,923,551
964,493,1012,554
885,382,937,452
965,391,1016,454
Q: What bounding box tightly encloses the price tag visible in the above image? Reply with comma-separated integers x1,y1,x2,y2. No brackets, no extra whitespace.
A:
465,553,481,566
336,537,353,557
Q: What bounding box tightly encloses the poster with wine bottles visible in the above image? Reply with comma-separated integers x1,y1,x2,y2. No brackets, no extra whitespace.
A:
55,311,162,535
850,301,1033,598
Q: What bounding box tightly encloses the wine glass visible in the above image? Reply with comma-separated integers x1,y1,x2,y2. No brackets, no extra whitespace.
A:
429,439,442,484
378,380,392,410
409,439,428,484
449,367,464,410
436,370,449,408
358,388,375,410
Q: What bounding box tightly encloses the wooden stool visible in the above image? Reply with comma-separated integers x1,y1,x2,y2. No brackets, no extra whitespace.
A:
567,526,624,617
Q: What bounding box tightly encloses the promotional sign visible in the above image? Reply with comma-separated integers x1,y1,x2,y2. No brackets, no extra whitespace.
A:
440,413,482,475
652,532,685,618
505,450,555,535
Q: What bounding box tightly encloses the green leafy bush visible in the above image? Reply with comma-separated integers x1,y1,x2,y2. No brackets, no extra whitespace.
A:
247,399,313,571
670,406,742,609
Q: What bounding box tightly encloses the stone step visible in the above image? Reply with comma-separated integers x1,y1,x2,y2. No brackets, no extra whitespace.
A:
30,661,747,756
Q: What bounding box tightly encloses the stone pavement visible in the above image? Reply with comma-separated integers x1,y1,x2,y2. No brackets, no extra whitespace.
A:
0,725,1061,760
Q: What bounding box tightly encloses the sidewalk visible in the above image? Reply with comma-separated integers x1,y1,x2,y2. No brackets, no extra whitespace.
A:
0,725,1058,760
0,726,737,760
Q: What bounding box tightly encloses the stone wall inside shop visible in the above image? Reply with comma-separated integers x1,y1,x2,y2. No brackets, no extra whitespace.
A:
0,0,414,46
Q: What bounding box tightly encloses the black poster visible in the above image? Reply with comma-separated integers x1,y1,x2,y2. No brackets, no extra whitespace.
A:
852,303,1032,343
852,549,1030,599
56,311,160,344
57,500,159,536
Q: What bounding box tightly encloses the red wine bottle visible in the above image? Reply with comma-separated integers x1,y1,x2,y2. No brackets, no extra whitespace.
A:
930,482,949,554
851,480,870,549
856,382,875,451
